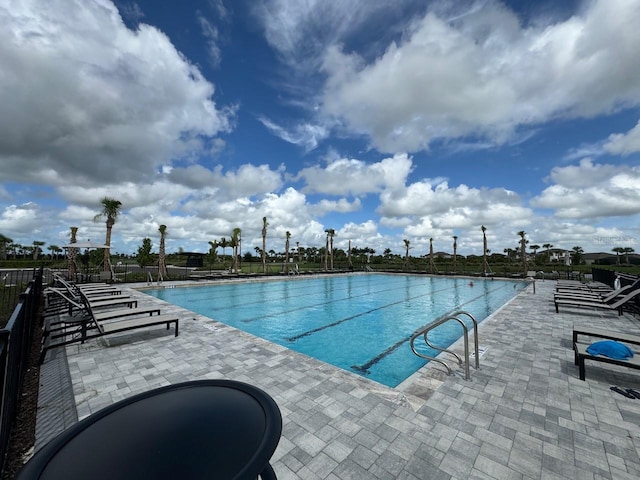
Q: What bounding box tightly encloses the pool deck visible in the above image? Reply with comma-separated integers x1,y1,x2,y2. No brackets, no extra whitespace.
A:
34,277,640,479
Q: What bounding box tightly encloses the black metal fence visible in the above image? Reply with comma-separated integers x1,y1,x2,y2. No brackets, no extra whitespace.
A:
0,267,43,474
592,268,639,288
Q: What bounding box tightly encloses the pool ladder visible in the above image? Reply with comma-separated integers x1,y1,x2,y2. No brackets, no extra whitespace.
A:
410,311,479,380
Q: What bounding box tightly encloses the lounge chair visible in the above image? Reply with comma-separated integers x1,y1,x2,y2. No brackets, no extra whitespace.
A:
41,302,179,363
53,275,122,296
554,285,632,303
555,288,640,314
573,327,640,380
45,287,137,316
45,302,163,340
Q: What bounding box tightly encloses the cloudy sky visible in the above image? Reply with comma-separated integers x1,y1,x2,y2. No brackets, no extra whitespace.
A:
1,0,639,258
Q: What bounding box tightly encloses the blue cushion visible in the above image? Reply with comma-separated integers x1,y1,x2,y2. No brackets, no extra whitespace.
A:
586,340,634,360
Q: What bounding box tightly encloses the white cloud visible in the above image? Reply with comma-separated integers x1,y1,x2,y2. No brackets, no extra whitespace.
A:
197,13,223,68
318,0,640,152
532,160,640,218
0,202,48,239
297,153,413,195
0,0,233,186
311,198,362,217
604,119,640,156
258,117,328,152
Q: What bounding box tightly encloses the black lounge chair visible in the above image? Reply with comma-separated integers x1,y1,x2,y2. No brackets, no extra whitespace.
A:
554,285,632,303
573,327,640,380
41,298,179,363
45,287,137,316
555,288,640,314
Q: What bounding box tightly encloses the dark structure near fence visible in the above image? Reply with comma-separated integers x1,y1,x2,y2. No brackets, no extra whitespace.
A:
181,252,204,268
0,267,43,475
591,267,638,288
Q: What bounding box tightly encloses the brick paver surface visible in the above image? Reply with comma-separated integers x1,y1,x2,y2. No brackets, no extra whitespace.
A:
35,277,640,479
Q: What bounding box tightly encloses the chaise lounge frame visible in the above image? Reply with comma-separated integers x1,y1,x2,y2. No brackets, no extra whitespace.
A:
573,327,640,380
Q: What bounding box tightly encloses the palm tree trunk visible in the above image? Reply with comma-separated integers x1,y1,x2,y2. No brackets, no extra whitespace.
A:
104,222,113,273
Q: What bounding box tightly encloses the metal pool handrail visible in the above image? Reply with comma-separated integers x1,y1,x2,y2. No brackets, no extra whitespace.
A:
410,310,479,380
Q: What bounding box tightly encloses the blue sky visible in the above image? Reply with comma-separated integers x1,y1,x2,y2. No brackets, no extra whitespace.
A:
1,0,639,257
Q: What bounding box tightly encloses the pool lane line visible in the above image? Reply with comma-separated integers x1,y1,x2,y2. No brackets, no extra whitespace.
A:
350,283,513,374
237,277,442,324
175,275,424,312
285,283,461,342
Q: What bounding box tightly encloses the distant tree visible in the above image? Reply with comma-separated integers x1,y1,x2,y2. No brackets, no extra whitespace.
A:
622,247,635,264
136,237,153,268
517,231,528,275
48,244,62,259
543,243,553,263
452,236,458,274
261,217,268,274
231,228,241,273
481,226,489,275
325,228,336,270
208,240,219,269
323,234,329,271
0,234,13,260
284,231,291,274
94,196,122,272
158,224,168,279
68,227,79,278
612,247,625,264
571,246,584,265
219,237,229,267
31,240,45,260
403,239,411,270
428,237,437,274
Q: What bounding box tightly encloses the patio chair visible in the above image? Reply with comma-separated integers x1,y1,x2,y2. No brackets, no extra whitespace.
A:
41,300,179,363
53,274,121,296
554,288,640,314
45,287,137,316
554,285,632,303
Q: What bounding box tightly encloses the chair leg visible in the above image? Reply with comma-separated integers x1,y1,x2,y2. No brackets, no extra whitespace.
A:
259,463,277,480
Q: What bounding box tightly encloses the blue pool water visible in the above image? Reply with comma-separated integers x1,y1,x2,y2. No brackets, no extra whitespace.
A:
143,274,527,387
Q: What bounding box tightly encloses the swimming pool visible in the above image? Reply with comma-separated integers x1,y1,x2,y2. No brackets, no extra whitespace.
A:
143,274,527,387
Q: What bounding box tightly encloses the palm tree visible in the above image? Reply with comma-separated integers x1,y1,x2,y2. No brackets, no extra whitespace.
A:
517,231,528,276
94,196,122,273
347,240,353,269
68,227,79,279
622,247,635,264
530,244,540,257
327,228,336,270
571,245,584,265
48,244,62,259
219,237,228,267
403,239,411,271
284,231,291,274
481,226,489,276
323,235,329,271
452,236,458,274
543,243,553,263
209,240,219,269
32,240,45,260
231,228,241,273
261,217,268,274
612,247,625,264
428,237,437,274
158,224,168,279
0,234,12,261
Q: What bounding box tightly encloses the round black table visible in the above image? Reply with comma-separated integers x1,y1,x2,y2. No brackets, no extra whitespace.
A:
18,380,282,480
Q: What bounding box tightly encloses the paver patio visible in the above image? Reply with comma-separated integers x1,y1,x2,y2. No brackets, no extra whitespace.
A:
35,277,640,479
